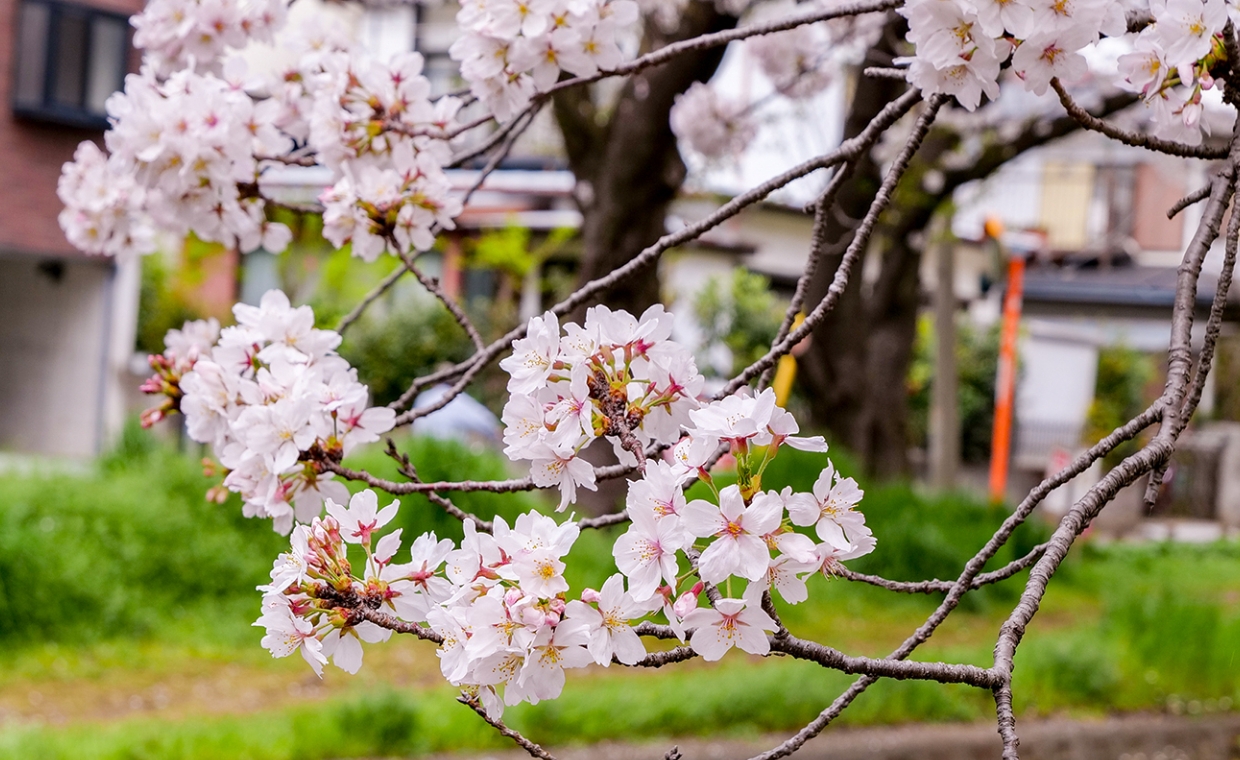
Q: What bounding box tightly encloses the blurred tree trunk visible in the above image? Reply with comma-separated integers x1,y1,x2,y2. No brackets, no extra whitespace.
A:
553,6,736,319
799,15,1136,478
549,9,1136,482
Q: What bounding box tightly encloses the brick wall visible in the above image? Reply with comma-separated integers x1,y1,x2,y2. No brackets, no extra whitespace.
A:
0,0,141,259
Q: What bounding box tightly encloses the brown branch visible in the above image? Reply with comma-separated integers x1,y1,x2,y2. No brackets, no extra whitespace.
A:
459,694,557,760
354,608,443,644
334,257,419,335
724,93,946,395
993,144,1239,757
770,634,999,687
837,542,1049,594
627,646,698,668
748,401,1162,760
541,0,902,102
1168,182,1212,219
1050,78,1227,160
389,111,876,421
400,250,486,353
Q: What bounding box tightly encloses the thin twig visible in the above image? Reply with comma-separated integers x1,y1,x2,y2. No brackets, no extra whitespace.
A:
862,66,908,79
335,258,419,335
1167,182,1212,219
724,93,946,395
760,160,858,390
401,250,487,353
459,694,557,760
1050,78,1227,160
837,542,1049,594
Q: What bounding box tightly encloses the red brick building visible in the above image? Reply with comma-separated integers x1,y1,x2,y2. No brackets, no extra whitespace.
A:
0,0,142,457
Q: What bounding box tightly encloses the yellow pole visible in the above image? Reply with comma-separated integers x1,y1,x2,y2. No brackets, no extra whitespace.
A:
772,313,804,407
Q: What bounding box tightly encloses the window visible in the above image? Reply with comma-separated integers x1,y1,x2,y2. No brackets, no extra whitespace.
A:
12,0,130,130
415,3,461,98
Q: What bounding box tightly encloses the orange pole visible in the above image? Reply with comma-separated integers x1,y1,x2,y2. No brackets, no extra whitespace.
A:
988,254,1025,504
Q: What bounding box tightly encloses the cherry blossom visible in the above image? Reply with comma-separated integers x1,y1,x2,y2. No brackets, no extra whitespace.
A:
613,503,686,600
566,575,649,665
500,306,703,510
326,490,400,547
683,484,781,584
669,82,757,160
146,293,393,532
682,586,777,661
785,460,871,548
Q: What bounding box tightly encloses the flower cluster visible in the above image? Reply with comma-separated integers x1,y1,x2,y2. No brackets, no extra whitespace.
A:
257,492,650,717
255,490,404,675
499,305,704,510
669,81,757,160
59,66,293,259
56,142,155,262
1116,0,1237,144
139,317,221,428
899,0,1127,111
613,389,875,647
61,4,467,264
747,22,835,99
449,0,639,122
155,291,395,533
258,307,876,713
131,0,288,75
313,52,463,260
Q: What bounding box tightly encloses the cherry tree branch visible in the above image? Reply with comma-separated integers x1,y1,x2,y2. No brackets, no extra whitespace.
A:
1168,181,1212,219
400,250,487,352
837,542,1049,594
354,608,443,643
992,129,1239,757
724,93,948,395
1050,78,1227,160
459,694,558,760
771,634,1001,687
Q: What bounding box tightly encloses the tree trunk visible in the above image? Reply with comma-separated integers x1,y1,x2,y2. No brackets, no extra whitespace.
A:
797,17,1137,479
798,16,917,479
554,6,737,319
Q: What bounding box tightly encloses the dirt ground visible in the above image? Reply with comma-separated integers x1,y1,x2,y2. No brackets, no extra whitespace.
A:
423,713,1240,760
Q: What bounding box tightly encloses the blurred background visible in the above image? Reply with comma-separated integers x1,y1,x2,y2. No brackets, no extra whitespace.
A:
1,0,1240,758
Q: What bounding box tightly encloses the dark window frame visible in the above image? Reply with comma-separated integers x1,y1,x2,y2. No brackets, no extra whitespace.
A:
11,0,130,130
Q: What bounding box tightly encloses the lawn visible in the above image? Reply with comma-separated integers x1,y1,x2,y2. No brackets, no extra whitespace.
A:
0,429,1236,759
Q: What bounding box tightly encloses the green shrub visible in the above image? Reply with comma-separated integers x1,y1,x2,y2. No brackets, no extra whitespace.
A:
907,316,1000,464
0,427,546,647
0,438,283,645
692,270,787,378
337,301,475,407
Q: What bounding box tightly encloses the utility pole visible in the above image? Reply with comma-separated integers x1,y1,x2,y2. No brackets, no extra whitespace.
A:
929,213,959,491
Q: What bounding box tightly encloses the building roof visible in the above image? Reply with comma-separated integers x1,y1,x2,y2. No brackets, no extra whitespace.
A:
1022,263,1238,313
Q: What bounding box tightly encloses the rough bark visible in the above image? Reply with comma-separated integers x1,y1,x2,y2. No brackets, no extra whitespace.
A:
798,15,913,479
554,5,737,319
799,14,1139,478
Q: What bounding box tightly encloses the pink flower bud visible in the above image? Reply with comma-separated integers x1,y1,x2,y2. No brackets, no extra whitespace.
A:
519,606,544,627
580,588,602,604
673,582,704,619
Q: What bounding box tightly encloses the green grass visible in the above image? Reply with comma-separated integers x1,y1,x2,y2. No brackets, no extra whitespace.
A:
1,433,1239,758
